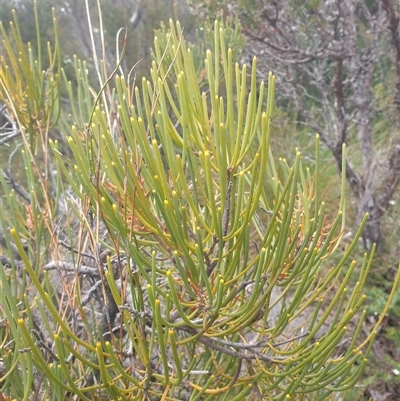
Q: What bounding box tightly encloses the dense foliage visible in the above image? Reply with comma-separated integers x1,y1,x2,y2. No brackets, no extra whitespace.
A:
1,2,399,400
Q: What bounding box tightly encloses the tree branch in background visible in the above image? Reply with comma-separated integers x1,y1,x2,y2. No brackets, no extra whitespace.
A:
238,0,400,249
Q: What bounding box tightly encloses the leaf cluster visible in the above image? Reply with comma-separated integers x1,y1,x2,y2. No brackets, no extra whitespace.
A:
0,5,399,401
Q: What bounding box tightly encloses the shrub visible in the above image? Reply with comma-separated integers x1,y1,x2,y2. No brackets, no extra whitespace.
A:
1,7,399,401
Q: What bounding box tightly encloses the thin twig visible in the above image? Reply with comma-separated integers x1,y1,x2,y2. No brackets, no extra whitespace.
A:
58,240,96,260
272,331,310,347
222,180,233,237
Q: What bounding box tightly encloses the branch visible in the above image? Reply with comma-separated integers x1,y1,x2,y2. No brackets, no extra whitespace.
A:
2,169,30,204
43,261,101,277
376,143,400,218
